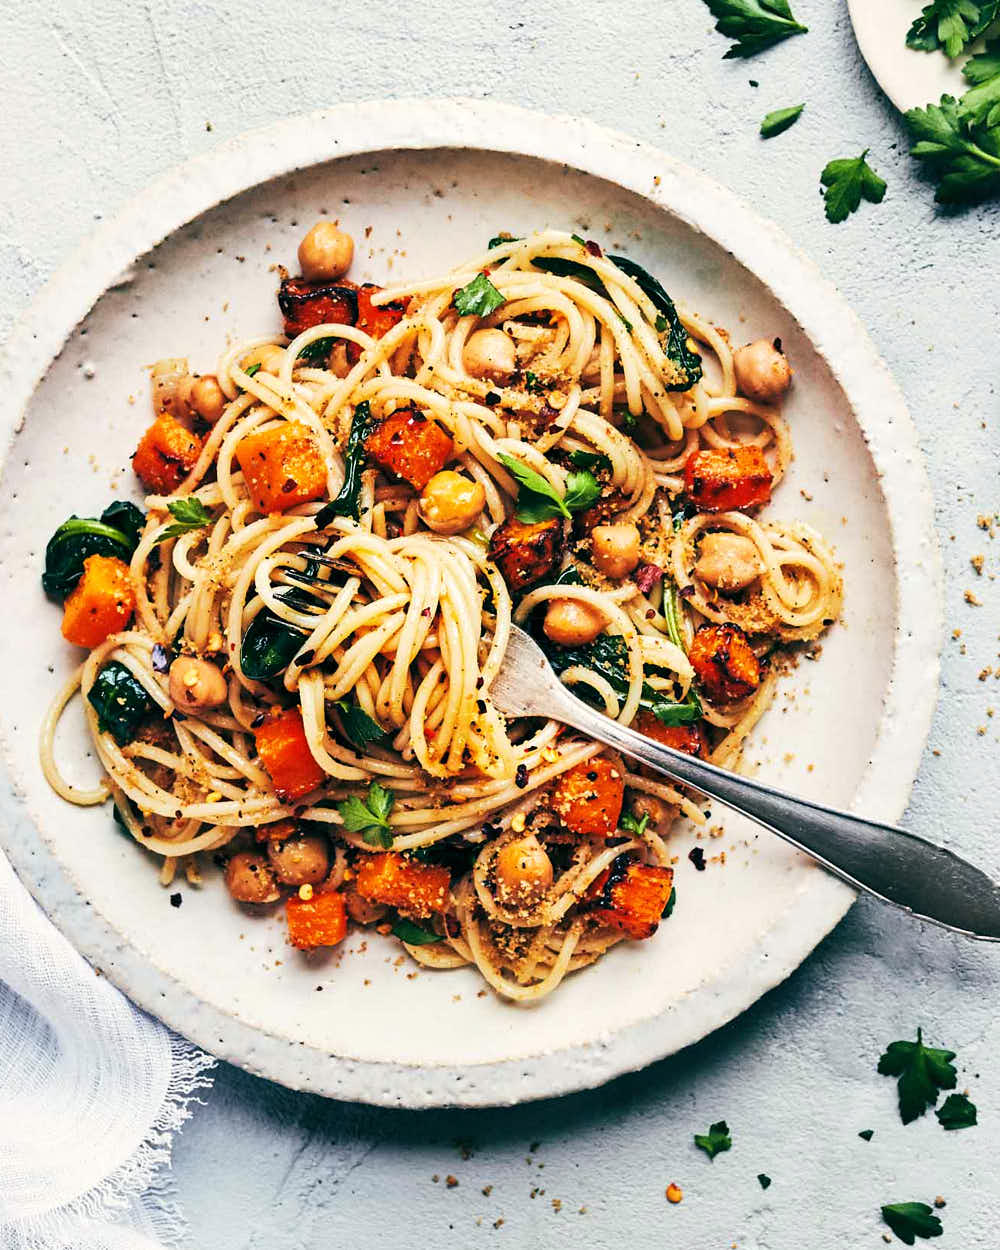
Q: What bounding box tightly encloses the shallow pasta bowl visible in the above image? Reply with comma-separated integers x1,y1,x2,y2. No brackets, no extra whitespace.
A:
0,99,941,1108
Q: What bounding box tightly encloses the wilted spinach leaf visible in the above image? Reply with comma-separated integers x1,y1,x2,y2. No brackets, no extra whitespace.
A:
314,401,379,526
88,661,154,746
241,587,321,681
42,501,146,600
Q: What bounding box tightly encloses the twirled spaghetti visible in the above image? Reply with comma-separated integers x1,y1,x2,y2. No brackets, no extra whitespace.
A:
41,224,842,1002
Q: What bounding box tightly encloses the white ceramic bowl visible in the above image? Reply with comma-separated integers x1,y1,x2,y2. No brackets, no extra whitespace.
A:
0,100,941,1107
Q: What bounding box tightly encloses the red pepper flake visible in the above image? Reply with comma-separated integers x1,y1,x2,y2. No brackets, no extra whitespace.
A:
585,239,603,257
634,563,664,594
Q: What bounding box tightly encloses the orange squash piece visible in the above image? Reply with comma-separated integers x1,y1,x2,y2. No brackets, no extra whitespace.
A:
488,515,563,593
254,708,326,801
286,889,347,950
235,421,327,513
633,710,706,758
355,852,450,917
61,555,135,648
278,276,358,338
588,857,675,939
254,818,298,844
133,415,203,494
688,622,761,704
550,756,625,838
364,408,453,490
683,446,772,513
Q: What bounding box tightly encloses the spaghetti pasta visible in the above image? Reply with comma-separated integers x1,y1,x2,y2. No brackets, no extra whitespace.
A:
40,225,842,1003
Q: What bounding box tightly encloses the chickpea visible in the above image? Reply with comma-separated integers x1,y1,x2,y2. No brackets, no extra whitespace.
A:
189,374,227,424
168,656,229,711
733,339,792,403
225,852,280,904
543,598,607,646
419,470,486,535
495,835,553,904
592,523,641,580
462,329,517,382
345,891,388,925
630,793,669,833
151,357,191,416
694,532,763,592
242,344,286,375
298,221,354,282
267,833,330,886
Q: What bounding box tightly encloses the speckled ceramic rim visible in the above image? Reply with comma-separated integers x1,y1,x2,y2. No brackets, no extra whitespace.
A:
0,100,942,1107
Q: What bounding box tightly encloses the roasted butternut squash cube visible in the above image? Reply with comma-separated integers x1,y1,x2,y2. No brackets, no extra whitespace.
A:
688,622,761,703
355,852,450,917
633,709,706,758
364,408,454,490
286,890,347,949
255,818,298,844
61,554,135,648
278,276,358,338
488,515,563,593
683,446,772,513
551,756,625,838
254,707,326,801
132,415,203,495
235,421,327,513
588,857,675,939
355,284,406,342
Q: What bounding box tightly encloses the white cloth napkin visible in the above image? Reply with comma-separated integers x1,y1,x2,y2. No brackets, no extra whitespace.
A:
0,851,215,1250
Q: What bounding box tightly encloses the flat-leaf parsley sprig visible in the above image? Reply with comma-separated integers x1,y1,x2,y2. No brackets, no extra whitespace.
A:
820,150,887,223
881,1201,944,1245
693,1120,732,1160
877,1028,957,1124
154,497,212,545
337,780,396,848
498,453,601,523
906,0,999,59
702,0,807,59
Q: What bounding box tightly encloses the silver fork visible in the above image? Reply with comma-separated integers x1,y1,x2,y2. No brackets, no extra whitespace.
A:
491,625,1000,940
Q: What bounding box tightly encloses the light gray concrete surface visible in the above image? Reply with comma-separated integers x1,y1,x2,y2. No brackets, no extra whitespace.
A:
3,1,999,1246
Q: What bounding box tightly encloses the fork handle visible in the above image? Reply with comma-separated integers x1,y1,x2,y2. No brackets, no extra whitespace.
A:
552,691,1000,940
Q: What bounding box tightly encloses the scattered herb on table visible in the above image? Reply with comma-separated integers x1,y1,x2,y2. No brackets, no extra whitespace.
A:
820,150,887,222
858,1128,875,1141
497,453,600,522
694,1120,732,1160
453,272,506,317
154,497,212,544
761,103,804,137
906,0,999,59
881,1201,944,1244
878,1028,957,1123
702,0,808,59
935,1090,978,1129
337,780,395,848
904,94,1000,203
757,1173,772,1189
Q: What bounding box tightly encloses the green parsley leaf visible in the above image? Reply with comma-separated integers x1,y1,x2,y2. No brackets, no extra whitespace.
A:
760,103,804,138
244,362,262,378
694,1120,732,1160
702,0,808,59
959,64,1000,126
963,37,1000,83
337,781,395,848
391,917,441,945
820,149,887,223
570,232,587,246
906,0,998,58
155,497,212,545
522,370,545,393
497,453,599,523
296,338,333,365
620,809,651,837
935,1091,978,1129
881,1202,944,1245
488,233,521,249
568,449,612,474
904,94,1000,202
757,1173,772,1189
453,272,506,317
858,1128,875,1141
878,1028,957,1123
334,700,388,750
562,469,602,513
